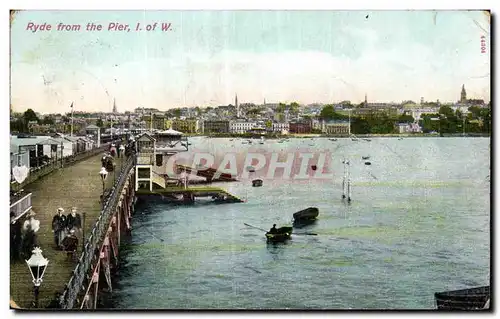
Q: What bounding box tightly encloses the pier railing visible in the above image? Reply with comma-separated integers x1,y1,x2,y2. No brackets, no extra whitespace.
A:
59,156,135,309
9,192,32,220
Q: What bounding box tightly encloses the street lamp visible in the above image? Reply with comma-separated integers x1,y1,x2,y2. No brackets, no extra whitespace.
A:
99,167,108,207
25,247,49,308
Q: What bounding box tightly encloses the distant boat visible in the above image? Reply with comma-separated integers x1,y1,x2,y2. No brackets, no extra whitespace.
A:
329,138,337,141
364,161,371,165
229,139,234,141
293,207,319,222
363,138,371,142
435,286,489,310
362,156,370,160
398,137,403,140
351,138,358,141
242,140,248,144
266,226,293,243
252,179,263,187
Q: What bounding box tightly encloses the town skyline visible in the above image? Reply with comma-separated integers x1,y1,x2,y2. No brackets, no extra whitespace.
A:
11,10,490,114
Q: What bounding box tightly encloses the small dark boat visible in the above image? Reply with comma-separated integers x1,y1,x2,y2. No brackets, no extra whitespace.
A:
247,166,256,173
435,286,490,310
265,226,293,242
362,156,370,160
293,207,319,221
364,161,371,165
252,179,263,187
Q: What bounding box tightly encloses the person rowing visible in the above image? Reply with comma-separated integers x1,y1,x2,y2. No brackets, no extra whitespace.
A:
269,224,278,234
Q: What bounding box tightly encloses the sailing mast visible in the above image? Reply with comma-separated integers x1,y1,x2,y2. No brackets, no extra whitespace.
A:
70,102,74,136
342,158,346,199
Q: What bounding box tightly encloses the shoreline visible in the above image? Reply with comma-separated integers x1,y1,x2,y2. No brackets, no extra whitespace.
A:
183,133,491,139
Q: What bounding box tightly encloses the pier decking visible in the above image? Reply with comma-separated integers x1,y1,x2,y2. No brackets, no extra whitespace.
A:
9,154,119,308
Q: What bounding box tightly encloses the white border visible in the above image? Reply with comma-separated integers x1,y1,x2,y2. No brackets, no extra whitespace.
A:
3,1,496,319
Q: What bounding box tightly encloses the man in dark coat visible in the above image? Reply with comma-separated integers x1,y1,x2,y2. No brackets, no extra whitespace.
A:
66,207,82,237
269,224,278,234
10,212,22,262
22,211,40,259
52,208,67,249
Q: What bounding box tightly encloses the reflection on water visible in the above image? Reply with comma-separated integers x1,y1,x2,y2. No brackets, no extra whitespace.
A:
105,138,490,310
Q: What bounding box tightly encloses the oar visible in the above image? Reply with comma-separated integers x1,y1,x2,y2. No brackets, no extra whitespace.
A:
244,223,268,232
294,232,318,236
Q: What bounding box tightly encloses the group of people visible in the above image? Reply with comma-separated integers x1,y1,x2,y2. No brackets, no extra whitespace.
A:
10,210,40,261
10,206,83,263
51,207,82,253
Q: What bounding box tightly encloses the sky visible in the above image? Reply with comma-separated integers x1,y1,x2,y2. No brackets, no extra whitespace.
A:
10,10,491,114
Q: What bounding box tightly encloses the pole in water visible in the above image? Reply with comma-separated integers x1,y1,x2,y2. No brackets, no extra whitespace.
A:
347,161,352,202
342,158,346,199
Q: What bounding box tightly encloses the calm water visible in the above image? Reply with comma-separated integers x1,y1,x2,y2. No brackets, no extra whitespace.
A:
105,137,490,309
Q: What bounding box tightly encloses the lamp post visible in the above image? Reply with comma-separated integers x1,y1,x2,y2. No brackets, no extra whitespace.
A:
99,167,108,208
25,247,49,308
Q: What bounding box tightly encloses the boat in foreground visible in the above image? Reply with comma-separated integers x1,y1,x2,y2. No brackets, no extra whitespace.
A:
265,226,293,243
434,286,490,310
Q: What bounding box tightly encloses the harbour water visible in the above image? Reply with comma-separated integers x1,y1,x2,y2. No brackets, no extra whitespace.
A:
105,137,490,309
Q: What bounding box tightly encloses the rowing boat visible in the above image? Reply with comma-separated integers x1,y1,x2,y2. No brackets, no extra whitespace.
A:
293,207,319,221
265,226,293,242
435,286,490,310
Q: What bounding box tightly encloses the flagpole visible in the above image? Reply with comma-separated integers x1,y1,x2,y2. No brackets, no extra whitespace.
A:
70,102,74,136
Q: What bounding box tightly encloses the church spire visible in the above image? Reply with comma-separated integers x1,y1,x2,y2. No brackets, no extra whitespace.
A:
461,84,467,103
235,93,240,118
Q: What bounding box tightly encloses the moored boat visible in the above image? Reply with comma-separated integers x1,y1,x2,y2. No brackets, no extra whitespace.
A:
293,207,319,221
435,286,489,310
252,179,263,187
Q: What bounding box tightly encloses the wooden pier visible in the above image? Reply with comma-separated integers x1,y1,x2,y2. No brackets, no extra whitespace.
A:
175,164,237,182
136,186,245,203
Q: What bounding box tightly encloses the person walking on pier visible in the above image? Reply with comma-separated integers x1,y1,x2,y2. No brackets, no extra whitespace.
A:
10,212,22,262
66,207,82,237
52,208,67,250
61,229,79,260
22,211,40,258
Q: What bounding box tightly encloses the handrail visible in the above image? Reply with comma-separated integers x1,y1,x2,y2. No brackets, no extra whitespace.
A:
58,155,135,309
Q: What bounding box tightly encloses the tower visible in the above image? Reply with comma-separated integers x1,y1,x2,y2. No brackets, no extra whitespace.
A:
112,98,117,113
364,93,367,106
235,94,240,118
461,84,467,103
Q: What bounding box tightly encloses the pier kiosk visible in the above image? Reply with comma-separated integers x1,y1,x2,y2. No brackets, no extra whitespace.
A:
134,129,188,191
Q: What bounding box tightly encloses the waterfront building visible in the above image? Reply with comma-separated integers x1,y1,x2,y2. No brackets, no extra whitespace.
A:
230,120,256,134
322,120,350,135
203,120,230,134
271,122,289,133
289,121,312,134
172,119,199,133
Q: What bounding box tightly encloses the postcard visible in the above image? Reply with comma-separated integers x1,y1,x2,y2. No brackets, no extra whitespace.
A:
9,10,490,310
